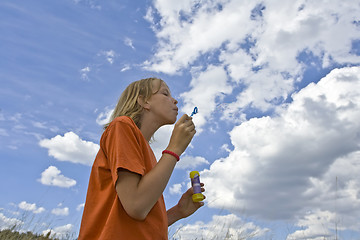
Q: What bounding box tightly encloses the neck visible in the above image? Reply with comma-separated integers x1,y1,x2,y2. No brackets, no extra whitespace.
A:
139,114,161,142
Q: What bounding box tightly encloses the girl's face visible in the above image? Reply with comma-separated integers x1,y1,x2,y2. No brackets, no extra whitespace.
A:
146,80,178,125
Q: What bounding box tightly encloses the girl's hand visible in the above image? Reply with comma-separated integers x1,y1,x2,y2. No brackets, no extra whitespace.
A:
167,114,196,156
177,183,205,219
167,183,205,226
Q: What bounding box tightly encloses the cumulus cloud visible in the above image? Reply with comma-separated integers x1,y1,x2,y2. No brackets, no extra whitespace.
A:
144,0,360,122
201,67,360,235
18,201,45,214
175,155,209,170
51,207,69,216
43,224,73,239
96,107,114,126
169,183,183,195
0,212,23,231
300,151,360,232
150,124,174,159
39,131,99,166
39,166,76,188
180,65,232,130
287,210,334,240
172,214,269,239
76,203,85,211
144,0,258,74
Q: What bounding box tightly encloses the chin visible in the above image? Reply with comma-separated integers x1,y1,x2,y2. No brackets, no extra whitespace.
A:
167,119,176,125
165,117,177,125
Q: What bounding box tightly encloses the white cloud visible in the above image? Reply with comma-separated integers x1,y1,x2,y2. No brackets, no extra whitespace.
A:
120,64,131,72
32,121,59,132
51,207,69,216
32,121,47,129
124,37,135,50
43,224,73,239
39,131,99,166
98,50,116,64
0,212,23,231
287,210,334,240
169,183,183,195
144,0,360,121
80,66,90,80
96,107,114,126
144,0,258,74
76,203,85,211
175,155,209,170
150,124,174,160
300,151,360,232
172,214,269,239
201,67,360,233
220,143,231,153
144,7,156,30
39,166,76,188
180,65,232,130
18,201,45,214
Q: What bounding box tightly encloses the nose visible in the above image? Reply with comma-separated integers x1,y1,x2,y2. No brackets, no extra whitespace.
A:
173,97,178,105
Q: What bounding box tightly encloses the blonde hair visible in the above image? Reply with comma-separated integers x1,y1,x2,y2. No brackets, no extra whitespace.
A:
104,77,164,129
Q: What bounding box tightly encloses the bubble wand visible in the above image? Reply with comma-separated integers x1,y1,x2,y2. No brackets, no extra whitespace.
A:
190,107,198,117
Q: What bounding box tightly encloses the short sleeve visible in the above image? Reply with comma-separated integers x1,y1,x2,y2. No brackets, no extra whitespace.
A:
103,118,146,185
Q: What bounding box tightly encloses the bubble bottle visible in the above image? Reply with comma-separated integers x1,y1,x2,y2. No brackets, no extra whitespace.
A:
190,171,204,202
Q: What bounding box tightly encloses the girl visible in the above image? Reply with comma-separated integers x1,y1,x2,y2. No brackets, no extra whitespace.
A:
79,78,205,239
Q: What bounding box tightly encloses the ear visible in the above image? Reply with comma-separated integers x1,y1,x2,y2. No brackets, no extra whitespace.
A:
137,96,150,110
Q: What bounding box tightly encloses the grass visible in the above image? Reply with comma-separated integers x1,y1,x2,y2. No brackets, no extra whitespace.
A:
0,228,58,240
0,209,77,240
0,208,341,240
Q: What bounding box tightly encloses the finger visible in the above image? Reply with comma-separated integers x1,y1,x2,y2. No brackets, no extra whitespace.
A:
186,124,196,133
196,201,204,208
177,114,190,123
183,118,194,128
190,129,196,136
200,183,205,192
185,119,195,129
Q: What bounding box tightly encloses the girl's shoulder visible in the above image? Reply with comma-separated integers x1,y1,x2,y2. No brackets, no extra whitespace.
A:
105,116,139,134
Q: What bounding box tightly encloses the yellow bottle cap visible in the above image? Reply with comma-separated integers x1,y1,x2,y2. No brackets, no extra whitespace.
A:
192,193,204,202
190,171,200,178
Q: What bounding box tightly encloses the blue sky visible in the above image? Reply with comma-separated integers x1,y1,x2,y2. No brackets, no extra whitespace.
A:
1,0,360,239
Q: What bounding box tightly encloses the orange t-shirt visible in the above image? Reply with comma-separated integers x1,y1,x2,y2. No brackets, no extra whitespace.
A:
78,116,168,240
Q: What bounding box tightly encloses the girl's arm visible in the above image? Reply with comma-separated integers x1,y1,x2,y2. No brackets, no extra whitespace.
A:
116,115,195,221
